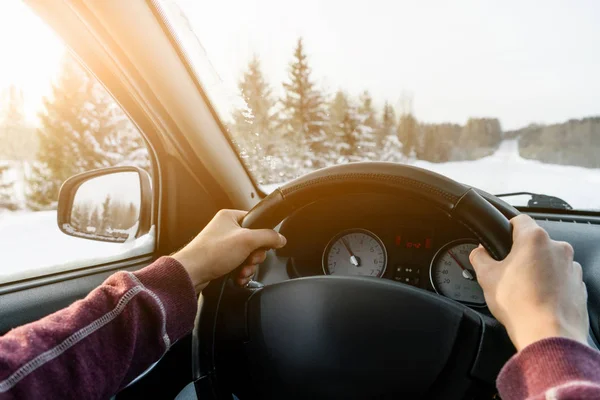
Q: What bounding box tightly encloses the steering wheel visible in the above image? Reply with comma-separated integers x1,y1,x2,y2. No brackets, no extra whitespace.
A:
192,162,519,400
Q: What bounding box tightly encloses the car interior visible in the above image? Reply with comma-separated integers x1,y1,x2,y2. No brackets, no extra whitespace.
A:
2,1,600,399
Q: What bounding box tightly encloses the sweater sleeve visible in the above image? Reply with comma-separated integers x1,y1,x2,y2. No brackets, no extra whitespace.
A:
497,337,600,399
0,256,197,400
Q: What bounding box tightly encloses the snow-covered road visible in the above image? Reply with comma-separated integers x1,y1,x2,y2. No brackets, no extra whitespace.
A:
414,139,600,210
262,139,600,210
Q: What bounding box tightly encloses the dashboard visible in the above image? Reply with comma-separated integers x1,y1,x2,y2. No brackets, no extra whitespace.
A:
277,193,488,308
273,192,600,335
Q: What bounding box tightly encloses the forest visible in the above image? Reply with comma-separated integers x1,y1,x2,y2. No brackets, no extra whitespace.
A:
228,38,600,185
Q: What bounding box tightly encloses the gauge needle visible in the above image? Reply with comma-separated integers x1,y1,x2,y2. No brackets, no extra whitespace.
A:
447,250,474,280
341,238,360,266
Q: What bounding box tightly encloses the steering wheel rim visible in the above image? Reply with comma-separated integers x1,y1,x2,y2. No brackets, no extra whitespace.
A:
244,162,517,260
194,162,519,399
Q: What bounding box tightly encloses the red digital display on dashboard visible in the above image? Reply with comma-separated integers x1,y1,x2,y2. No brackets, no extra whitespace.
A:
395,234,432,250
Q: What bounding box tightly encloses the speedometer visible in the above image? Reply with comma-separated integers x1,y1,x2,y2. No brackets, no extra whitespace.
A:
430,239,485,307
323,229,387,277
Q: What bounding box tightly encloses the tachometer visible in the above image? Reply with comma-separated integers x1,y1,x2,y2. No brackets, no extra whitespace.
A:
430,239,485,307
323,229,387,277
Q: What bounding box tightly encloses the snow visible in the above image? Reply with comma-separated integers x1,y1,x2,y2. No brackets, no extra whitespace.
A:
0,210,154,285
262,140,600,211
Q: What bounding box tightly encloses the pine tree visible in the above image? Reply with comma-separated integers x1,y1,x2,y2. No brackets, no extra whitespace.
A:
329,91,349,131
26,54,149,210
99,194,112,234
231,56,279,183
328,92,375,162
234,56,277,147
89,207,100,232
397,113,419,158
379,102,403,162
280,38,329,168
0,163,17,211
358,91,377,132
381,102,396,137
71,202,89,231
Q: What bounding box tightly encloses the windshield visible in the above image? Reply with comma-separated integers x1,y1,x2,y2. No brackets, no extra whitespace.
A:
165,0,600,211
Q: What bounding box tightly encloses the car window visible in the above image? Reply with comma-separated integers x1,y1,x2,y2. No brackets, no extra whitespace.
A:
0,2,154,285
166,0,600,211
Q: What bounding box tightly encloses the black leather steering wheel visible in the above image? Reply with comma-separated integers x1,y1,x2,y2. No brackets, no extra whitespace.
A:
193,162,519,399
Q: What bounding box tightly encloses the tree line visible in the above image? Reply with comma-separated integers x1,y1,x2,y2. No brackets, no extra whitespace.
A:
71,194,139,240
229,38,504,185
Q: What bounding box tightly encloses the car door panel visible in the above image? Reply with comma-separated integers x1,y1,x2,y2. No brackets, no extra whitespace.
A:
0,255,155,335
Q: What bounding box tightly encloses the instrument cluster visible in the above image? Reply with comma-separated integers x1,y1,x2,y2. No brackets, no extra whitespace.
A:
278,193,487,307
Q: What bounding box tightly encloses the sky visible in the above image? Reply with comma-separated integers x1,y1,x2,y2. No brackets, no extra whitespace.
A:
1,1,599,131
176,0,600,130
0,1,64,121
75,172,141,209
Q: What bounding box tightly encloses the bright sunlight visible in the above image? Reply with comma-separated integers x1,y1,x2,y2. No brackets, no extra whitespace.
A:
0,1,64,121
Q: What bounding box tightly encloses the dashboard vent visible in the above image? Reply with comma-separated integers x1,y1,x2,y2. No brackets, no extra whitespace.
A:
530,213,600,226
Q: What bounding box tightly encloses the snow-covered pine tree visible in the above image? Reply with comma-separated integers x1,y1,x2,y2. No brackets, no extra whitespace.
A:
0,163,17,211
89,207,100,232
231,56,280,183
26,54,150,210
99,194,112,234
358,90,378,134
379,101,404,162
71,202,91,231
328,92,375,162
280,38,330,169
397,112,419,158
27,55,100,210
328,91,350,161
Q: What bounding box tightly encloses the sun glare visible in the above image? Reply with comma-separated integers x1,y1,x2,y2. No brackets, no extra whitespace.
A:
0,1,65,121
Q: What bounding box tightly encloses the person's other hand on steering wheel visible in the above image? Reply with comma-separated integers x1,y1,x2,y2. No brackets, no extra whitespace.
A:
470,214,588,351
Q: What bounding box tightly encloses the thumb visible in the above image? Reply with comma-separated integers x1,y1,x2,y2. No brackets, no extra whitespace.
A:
469,244,498,274
245,229,287,250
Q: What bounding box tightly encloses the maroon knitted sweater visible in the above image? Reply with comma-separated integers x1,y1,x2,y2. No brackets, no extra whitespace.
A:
0,257,599,399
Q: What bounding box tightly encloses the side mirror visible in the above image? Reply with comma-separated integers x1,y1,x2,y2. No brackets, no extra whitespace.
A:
57,167,152,243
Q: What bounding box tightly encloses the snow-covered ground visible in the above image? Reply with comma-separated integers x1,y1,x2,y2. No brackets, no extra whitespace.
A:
0,210,154,285
264,140,600,211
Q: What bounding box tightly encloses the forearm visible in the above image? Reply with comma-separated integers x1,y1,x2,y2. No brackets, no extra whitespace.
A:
497,337,600,399
0,257,197,399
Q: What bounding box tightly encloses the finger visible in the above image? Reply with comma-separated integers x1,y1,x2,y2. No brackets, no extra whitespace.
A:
238,264,257,279
223,209,248,223
573,261,583,281
236,266,256,287
469,244,498,273
245,249,267,265
510,214,539,240
556,241,574,261
245,229,287,250
237,275,252,287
